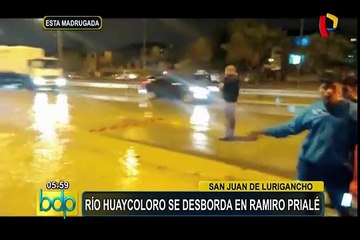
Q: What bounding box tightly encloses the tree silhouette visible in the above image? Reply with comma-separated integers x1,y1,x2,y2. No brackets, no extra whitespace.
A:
301,33,355,74
149,46,161,63
224,19,286,71
186,37,213,63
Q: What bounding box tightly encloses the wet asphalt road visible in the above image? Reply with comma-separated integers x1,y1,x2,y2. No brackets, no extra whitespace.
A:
0,87,316,215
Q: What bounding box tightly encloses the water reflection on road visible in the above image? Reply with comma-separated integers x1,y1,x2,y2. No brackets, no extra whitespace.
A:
30,93,70,182
190,105,211,153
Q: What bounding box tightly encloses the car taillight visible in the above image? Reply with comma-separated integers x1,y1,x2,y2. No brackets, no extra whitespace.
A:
141,79,151,86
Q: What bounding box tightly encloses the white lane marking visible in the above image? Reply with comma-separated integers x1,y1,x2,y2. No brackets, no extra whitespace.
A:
241,88,317,94
68,81,138,89
78,93,146,103
206,102,302,117
238,100,309,107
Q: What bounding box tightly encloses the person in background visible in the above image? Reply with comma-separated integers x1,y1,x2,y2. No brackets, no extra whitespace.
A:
248,68,357,216
343,71,357,103
350,146,357,209
219,65,240,141
342,71,357,207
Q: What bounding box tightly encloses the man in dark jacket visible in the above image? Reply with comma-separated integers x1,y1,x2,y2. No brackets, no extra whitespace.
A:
249,68,357,216
342,70,357,212
219,65,240,141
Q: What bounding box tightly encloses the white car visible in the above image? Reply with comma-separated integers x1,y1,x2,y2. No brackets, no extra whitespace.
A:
113,70,138,80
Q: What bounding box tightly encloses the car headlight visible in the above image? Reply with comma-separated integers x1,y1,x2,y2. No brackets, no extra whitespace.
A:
189,86,209,94
138,88,148,94
208,86,220,92
32,77,46,85
56,78,67,86
129,74,137,79
193,93,209,99
189,86,209,99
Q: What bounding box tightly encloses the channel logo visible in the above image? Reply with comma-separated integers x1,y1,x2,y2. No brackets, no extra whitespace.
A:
36,189,78,218
319,13,338,38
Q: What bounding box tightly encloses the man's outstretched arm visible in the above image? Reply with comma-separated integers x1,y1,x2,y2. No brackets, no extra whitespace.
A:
251,109,309,139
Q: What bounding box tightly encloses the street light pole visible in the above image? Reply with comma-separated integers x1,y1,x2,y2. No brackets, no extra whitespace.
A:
300,18,304,36
297,18,305,83
57,31,63,61
36,19,63,63
142,19,147,69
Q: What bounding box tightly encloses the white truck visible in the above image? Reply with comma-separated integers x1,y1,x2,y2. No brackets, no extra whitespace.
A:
0,45,66,90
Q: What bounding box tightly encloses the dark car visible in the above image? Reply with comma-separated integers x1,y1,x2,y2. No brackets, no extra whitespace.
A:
65,72,85,79
138,73,220,103
0,72,33,90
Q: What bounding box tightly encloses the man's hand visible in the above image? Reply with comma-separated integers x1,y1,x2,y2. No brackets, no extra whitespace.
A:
218,82,224,90
247,130,265,141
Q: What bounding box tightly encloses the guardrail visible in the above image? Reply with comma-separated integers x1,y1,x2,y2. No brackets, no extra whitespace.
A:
240,88,320,98
68,81,319,98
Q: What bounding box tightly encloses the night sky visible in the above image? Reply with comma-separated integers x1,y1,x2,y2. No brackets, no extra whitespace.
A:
0,18,357,54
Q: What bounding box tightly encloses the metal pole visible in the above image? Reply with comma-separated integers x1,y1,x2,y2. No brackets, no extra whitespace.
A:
142,19,147,69
300,18,304,36
297,18,305,84
57,31,63,61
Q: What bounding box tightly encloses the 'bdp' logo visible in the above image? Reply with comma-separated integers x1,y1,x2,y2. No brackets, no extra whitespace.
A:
37,189,77,218
319,13,338,38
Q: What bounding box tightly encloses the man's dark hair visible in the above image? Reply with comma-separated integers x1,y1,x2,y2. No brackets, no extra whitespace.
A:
343,71,357,86
320,67,342,84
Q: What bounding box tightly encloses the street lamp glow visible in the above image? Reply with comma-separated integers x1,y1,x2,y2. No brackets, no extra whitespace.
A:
350,38,357,42
33,18,62,60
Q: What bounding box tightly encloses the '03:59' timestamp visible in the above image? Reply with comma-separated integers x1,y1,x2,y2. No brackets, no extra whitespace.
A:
46,181,70,190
